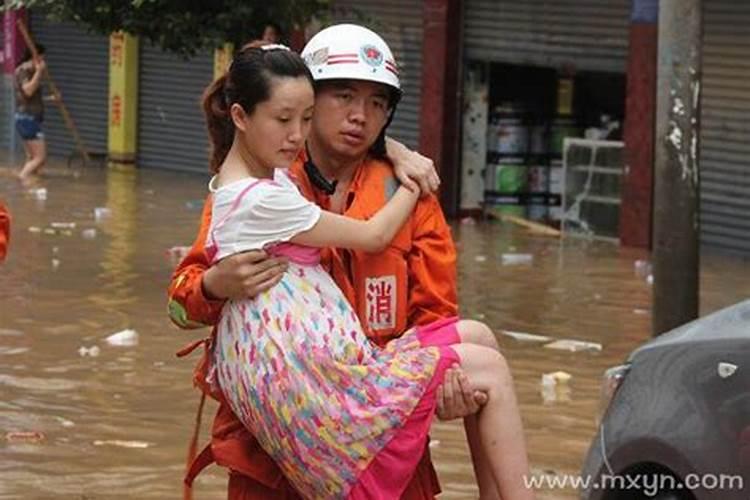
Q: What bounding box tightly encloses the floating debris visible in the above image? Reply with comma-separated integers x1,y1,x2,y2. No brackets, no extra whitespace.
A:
501,330,551,343
105,329,139,347
81,228,97,239
78,345,101,357
501,253,533,266
93,439,151,449
474,255,487,263
94,207,112,221
28,188,47,200
5,431,45,443
55,417,75,428
544,339,602,353
541,371,573,404
50,222,76,229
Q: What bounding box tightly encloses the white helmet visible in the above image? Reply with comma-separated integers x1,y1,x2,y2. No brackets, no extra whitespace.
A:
301,24,401,93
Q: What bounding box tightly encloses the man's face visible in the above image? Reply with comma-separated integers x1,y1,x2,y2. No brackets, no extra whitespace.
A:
311,80,391,160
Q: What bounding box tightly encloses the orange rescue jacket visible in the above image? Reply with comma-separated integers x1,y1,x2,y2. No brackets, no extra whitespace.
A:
168,153,458,498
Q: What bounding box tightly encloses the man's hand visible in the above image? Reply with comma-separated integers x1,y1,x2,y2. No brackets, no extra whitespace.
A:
385,137,440,196
436,366,488,421
201,250,288,301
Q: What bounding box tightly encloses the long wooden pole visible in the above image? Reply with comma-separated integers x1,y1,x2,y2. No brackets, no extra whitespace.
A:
16,20,90,164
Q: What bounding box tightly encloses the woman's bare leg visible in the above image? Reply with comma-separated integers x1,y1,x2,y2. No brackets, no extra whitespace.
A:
454,320,503,499
451,341,534,500
18,139,46,179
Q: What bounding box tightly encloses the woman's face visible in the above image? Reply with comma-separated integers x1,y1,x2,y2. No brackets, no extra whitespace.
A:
232,76,314,171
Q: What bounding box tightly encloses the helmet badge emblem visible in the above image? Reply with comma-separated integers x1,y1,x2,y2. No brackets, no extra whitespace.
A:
360,44,384,67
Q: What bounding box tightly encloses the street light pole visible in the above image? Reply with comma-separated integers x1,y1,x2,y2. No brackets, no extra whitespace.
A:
652,0,703,335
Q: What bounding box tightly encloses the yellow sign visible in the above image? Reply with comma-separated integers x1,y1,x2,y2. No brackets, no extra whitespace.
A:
108,31,139,163
214,42,234,80
557,78,574,116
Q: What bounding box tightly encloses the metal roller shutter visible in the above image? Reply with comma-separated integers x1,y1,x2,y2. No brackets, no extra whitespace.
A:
332,0,423,149
137,44,212,172
30,11,109,160
464,0,631,72
699,0,750,255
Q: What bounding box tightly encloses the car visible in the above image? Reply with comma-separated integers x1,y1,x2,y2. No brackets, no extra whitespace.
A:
580,299,750,500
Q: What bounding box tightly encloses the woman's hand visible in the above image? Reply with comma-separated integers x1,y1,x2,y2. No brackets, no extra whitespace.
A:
202,250,288,301
385,137,440,196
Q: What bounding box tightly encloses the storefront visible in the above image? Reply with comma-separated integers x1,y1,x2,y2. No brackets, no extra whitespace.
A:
460,0,631,224
699,0,750,254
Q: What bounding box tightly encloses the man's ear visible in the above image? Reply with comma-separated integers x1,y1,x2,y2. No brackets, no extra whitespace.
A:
230,103,248,132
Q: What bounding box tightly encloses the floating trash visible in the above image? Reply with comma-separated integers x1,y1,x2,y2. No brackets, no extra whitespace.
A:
474,255,487,263
105,329,138,347
55,417,75,428
501,330,552,343
51,259,60,270
541,371,572,404
501,253,533,266
634,259,652,278
78,345,101,357
544,339,602,353
5,431,45,443
28,188,47,200
94,207,112,221
50,222,76,229
93,439,151,449
81,228,97,239
28,226,41,233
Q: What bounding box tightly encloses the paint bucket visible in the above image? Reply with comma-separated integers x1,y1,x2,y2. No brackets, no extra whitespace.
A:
488,157,527,193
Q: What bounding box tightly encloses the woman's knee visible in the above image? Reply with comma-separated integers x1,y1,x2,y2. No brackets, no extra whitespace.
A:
457,319,500,351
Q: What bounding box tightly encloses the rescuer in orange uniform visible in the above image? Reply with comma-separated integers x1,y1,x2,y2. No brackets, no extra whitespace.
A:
168,24,488,499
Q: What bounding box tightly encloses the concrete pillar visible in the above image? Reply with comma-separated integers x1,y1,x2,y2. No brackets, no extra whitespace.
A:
652,0,702,335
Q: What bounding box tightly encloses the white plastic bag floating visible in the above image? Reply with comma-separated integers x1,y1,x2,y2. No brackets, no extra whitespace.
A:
78,345,101,357
105,329,139,347
544,339,602,352
94,207,112,221
501,253,533,266
501,330,551,343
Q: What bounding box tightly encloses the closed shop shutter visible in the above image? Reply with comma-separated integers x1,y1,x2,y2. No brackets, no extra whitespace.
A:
137,45,212,172
464,0,630,72
332,0,423,149
30,11,109,160
699,0,750,254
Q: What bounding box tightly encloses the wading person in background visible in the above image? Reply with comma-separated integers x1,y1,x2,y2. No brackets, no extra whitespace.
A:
169,25,518,499
14,45,53,180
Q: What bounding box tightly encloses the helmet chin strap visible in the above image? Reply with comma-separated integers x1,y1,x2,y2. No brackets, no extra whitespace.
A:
304,142,339,195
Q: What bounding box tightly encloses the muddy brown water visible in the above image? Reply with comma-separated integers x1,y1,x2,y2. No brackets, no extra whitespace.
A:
2,164,750,499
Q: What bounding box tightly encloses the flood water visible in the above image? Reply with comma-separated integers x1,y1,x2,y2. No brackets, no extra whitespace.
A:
2,163,750,499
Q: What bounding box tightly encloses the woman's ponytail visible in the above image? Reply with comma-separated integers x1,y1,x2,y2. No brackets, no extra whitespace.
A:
202,74,234,173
